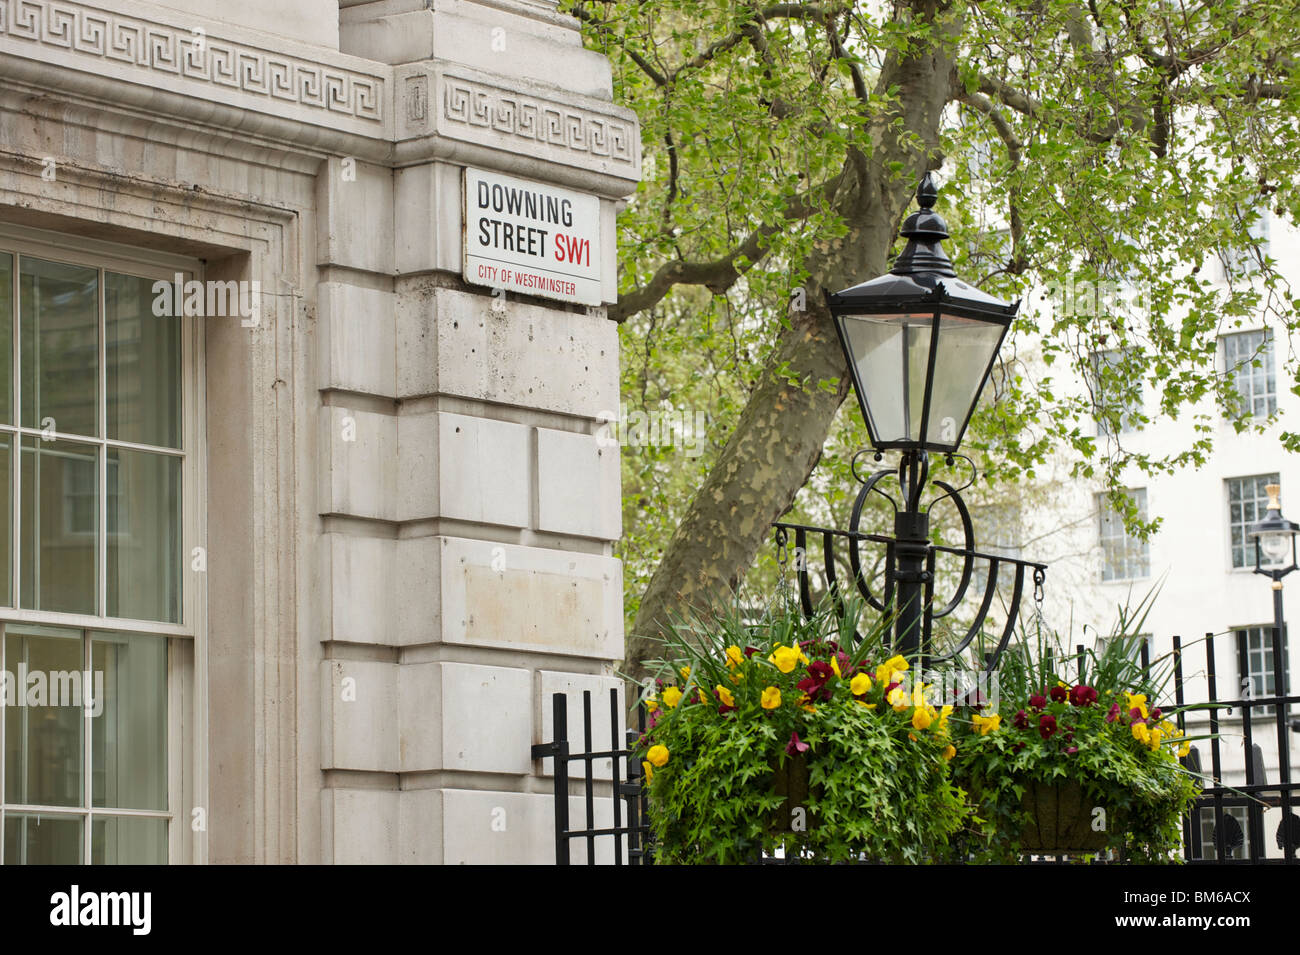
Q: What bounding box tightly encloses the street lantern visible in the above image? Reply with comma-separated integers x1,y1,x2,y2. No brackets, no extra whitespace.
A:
827,173,1018,454
794,172,1037,664
1250,484,1300,574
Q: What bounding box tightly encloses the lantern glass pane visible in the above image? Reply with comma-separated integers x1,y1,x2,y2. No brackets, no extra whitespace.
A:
924,314,1006,448
1259,530,1291,567
839,313,931,444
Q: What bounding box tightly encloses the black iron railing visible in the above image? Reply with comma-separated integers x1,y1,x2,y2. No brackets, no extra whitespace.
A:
530,688,652,865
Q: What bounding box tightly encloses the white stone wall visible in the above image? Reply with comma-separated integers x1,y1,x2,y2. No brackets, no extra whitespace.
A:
0,0,639,863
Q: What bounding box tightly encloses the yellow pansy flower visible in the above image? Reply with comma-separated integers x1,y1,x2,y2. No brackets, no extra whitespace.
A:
972,712,1001,736
1131,722,1151,745
888,685,908,711
1148,727,1164,750
875,654,909,685
644,698,659,712
830,656,842,678
942,744,956,761
647,744,669,767
770,645,801,674
850,672,872,696
938,704,953,732
662,686,683,709
856,701,878,710
761,686,782,710
680,666,691,682
1178,741,1191,758
1125,692,1149,719
642,760,654,781
724,645,744,669
715,685,735,708
911,707,933,731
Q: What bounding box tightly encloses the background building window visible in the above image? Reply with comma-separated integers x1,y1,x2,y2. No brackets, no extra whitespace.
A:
1228,474,1280,569
1236,625,1290,716
1098,489,1150,582
1222,329,1276,419
1197,805,1250,860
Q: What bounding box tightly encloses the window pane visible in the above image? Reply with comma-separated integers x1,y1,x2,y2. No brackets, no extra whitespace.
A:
106,272,181,449
0,433,9,606
106,449,180,622
0,251,12,424
19,257,98,438
91,632,167,810
4,625,84,807
92,815,167,864
3,813,83,864
19,436,97,614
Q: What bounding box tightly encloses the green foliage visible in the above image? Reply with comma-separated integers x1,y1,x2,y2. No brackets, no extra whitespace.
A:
637,598,966,863
565,0,1300,623
951,595,1202,862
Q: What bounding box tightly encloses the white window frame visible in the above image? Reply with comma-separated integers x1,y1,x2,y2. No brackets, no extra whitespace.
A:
1227,473,1280,571
1098,488,1150,583
0,223,205,866
1221,328,1277,420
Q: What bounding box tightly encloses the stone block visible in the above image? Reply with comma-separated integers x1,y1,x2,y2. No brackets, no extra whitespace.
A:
320,406,398,520
322,789,399,865
537,671,624,780
395,410,439,522
395,286,619,420
437,412,531,528
438,536,623,660
393,162,462,274
316,157,394,273
399,662,532,774
535,427,621,540
321,659,399,772
436,789,618,864
318,282,396,396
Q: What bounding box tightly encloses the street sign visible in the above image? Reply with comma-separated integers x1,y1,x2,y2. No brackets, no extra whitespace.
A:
463,167,602,306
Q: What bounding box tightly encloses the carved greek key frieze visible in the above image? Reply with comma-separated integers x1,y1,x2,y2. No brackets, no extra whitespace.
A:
0,0,384,122
438,71,638,173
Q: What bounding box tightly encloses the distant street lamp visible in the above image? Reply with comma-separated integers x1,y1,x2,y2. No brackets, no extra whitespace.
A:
1249,483,1299,647
821,173,1027,660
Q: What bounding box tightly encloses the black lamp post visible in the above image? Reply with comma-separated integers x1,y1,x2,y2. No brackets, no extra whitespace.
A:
1249,483,1299,647
825,173,1019,659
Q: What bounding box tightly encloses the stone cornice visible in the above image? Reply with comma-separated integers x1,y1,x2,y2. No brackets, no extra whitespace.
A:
0,0,641,195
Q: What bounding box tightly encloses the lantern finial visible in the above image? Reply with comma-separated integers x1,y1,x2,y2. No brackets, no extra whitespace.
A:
892,172,955,277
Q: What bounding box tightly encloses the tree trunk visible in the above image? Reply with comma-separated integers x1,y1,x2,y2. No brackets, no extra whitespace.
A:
629,1,962,672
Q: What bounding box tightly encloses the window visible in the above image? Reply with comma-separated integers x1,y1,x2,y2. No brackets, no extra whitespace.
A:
0,230,199,865
1096,633,1149,663
1228,474,1280,569
1098,489,1150,582
1222,330,1276,420
1236,625,1290,716
1197,806,1250,861
1089,349,1141,436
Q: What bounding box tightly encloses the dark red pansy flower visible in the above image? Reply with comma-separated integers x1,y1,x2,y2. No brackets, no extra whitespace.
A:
1150,707,1162,721
786,732,810,756
1029,694,1047,711
718,703,735,715
1050,685,1068,704
1013,709,1030,730
1106,703,1121,723
1065,746,1078,754
743,646,761,658
1129,708,1146,723
797,661,835,702
1069,685,1098,707
1039,714,1058,739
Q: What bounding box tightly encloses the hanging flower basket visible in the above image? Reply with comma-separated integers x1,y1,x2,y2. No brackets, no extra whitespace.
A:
769,752,817,832
1017,779,1108,853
